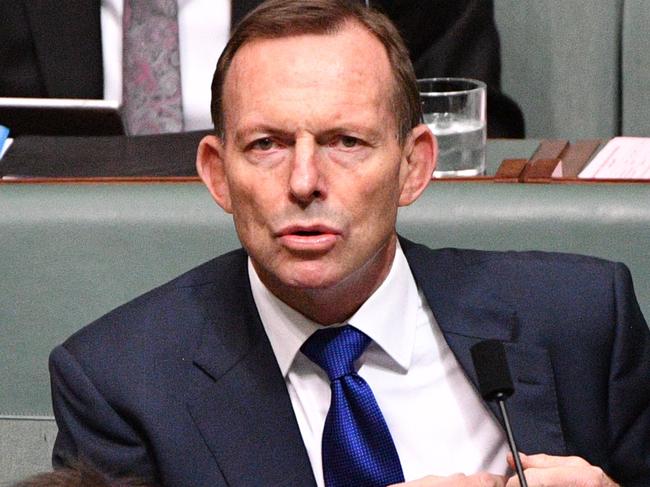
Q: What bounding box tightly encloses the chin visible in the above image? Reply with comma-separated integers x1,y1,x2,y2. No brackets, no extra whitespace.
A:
281,268,343,290
253,251,364,293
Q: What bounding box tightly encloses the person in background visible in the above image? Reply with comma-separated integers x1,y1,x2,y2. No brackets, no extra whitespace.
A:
11,462,155,487
0,0,523,137
48,0,648,485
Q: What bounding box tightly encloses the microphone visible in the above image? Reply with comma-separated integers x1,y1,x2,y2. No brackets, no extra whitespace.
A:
471,340,528,487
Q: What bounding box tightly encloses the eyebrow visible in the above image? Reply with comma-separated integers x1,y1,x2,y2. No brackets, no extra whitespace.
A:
233,123,385,144
315,126,384,143
232,125,286,145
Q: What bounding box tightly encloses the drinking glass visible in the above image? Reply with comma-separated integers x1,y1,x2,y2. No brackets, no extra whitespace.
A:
418,78,486,178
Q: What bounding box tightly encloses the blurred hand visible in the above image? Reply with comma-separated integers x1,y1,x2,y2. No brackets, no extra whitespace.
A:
506,453,619,487
389,472,506,486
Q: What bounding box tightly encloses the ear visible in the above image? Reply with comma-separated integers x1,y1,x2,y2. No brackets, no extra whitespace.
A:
196,135,233,214
398,124,437,206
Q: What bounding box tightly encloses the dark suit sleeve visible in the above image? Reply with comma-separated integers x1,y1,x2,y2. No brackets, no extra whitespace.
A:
378,0,524,138
49,344,156,481
0,1,103,98
606,263,650,484
0,2,46,97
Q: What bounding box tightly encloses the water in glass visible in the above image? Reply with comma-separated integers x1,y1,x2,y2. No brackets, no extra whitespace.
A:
426,113,485,178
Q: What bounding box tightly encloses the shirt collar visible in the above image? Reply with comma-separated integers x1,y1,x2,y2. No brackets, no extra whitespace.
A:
249,241,420,377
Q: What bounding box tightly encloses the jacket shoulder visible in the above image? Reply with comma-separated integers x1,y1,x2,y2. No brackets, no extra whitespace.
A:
58,248,249,359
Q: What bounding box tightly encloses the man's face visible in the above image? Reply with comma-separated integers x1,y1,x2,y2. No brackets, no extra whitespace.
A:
198,23,434,317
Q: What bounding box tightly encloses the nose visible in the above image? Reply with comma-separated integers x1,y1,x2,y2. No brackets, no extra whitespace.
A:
289,135,324,204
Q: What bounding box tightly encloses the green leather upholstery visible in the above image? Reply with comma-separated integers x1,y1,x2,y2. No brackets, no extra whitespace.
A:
2,175,650,483
621,0,650,136
496,0,650,138
495,0,622,139
0,420,58,485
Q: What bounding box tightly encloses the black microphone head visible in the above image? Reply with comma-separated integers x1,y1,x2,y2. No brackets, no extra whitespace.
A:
470,340,514,401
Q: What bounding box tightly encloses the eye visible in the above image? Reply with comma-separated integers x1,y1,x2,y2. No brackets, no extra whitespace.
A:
329,135,362,149
251,137,275,151
340,135,359,148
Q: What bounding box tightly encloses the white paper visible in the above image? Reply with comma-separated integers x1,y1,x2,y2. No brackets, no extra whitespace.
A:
579,137,650,179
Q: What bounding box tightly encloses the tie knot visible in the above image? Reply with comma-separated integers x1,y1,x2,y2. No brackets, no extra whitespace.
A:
301,325,370,381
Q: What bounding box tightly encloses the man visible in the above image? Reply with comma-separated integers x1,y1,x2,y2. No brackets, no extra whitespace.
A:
49,1,649,486
0,0,523,137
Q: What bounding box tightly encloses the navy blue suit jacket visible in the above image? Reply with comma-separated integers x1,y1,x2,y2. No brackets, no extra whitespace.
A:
50,239,650,486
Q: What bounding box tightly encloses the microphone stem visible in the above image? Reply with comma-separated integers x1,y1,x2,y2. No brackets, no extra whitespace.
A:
497,398,528,487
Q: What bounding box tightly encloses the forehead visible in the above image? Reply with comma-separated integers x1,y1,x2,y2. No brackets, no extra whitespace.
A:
222,23,395,131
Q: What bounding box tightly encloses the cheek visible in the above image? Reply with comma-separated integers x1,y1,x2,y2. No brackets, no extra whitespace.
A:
227,162,275,210
344,171,401,234
227,170,287,245
227,180,266,233
357,158,403,203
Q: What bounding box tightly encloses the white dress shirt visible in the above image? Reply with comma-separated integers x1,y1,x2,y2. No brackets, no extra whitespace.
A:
249,242,510,486
101,0,230,131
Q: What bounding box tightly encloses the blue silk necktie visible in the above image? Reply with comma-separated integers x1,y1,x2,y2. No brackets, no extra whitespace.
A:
301,325,405,487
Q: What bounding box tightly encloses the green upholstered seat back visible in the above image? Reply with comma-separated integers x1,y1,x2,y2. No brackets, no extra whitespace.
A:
621,0,650,136
495,0,622,139
496,0,650,139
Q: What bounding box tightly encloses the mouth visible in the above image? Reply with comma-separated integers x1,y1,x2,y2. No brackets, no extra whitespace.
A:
276,224,341,252
292,229,327,236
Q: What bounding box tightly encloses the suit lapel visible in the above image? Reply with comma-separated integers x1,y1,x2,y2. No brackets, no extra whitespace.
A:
24,0,103,98
401,238,567,455
186,254,316,486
